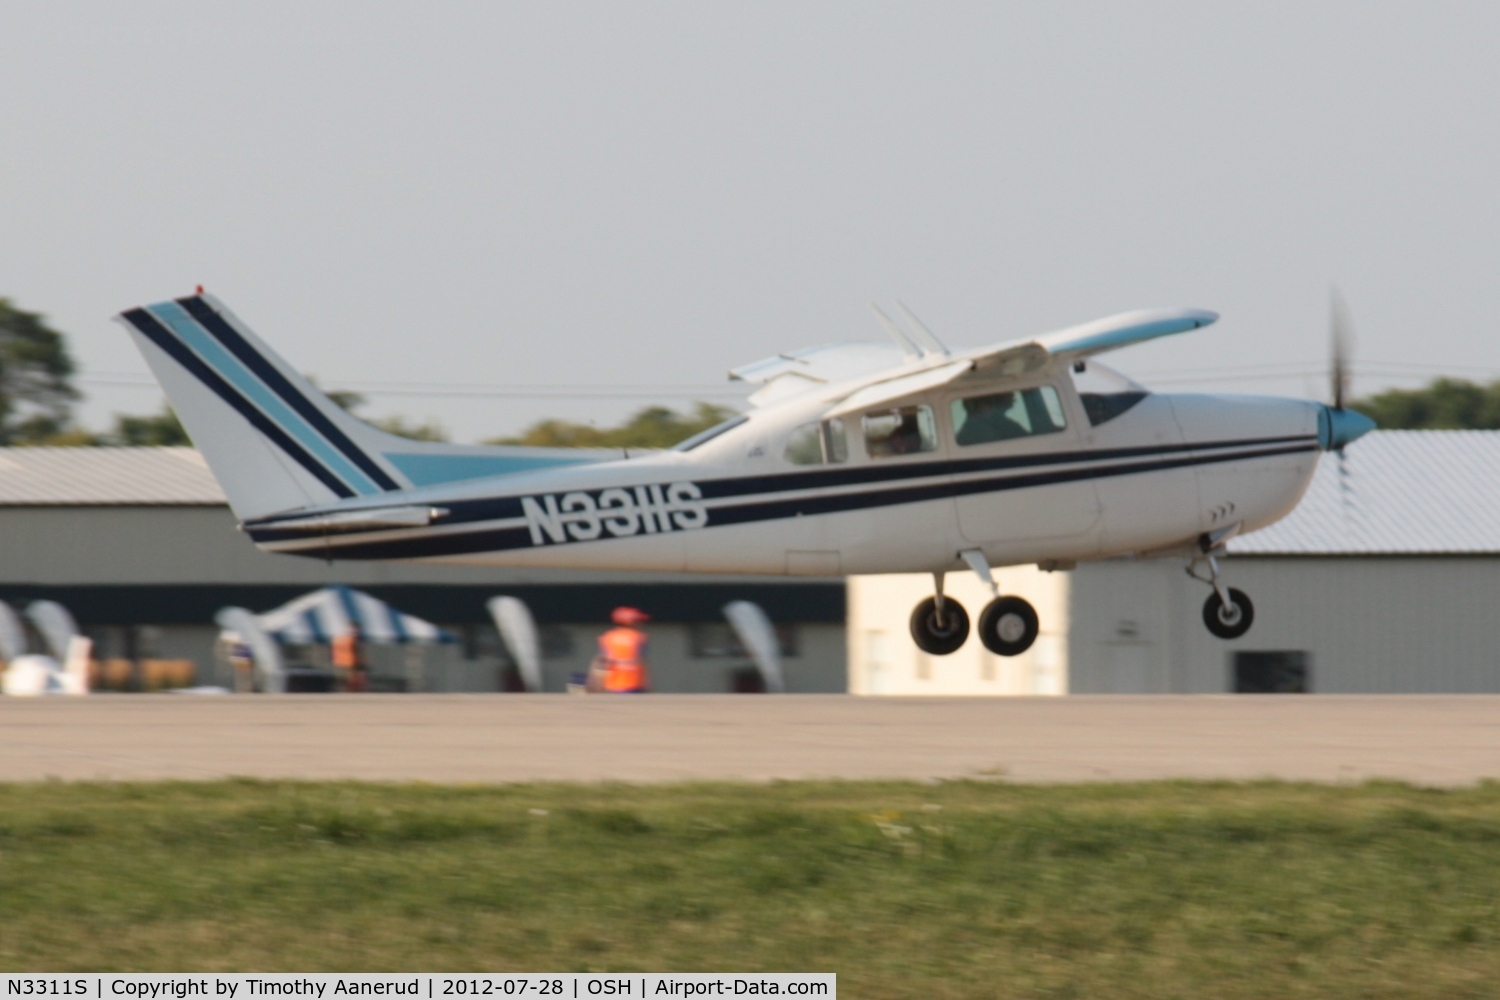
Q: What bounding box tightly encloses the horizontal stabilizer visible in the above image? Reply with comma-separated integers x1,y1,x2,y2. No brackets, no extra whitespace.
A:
249,505,449,534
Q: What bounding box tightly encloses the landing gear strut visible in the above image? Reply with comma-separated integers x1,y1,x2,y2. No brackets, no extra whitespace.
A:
909,551,1043,656
909,572,969,655
1189,548,1254,640
961,549,1040,657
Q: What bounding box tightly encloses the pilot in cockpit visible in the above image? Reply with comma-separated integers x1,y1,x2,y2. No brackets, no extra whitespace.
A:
955,392,1027,446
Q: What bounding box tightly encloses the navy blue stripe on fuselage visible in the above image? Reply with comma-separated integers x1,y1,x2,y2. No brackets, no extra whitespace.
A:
242,431,1318,538
254,439,1317,560
694,432,1318,501
121,309,357,499
706,441,1312,529
176,297,402,492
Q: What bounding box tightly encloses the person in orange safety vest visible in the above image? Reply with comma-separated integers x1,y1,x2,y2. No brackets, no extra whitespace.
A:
331,624,367,693
591,607,650,693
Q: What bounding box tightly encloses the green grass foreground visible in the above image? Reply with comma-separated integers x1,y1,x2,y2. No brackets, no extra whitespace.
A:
3,780,1500,997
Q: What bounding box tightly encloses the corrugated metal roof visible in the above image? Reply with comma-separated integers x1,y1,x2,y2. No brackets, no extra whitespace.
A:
0,447,226,505
1231,430,1500,556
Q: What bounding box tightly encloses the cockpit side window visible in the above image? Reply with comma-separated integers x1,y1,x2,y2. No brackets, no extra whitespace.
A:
950,386,1067,447
1072,360,1149,427
863,405,937,459
784,418,849,465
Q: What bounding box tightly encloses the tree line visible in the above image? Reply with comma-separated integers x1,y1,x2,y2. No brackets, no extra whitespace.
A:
11,294,1490,446
0,298,734,448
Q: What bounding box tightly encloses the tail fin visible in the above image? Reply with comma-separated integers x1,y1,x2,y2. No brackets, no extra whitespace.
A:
117,294,602,520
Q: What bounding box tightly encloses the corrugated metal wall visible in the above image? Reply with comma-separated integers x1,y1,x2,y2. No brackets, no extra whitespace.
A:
1068,557,1500,693
0,506,849,692
0,507,744,587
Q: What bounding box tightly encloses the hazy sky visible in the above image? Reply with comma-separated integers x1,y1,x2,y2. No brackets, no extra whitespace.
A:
2,1,1497,441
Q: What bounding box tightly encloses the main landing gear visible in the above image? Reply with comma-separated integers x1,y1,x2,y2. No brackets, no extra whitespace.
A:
908,549,1040,657
909,590,969,656
1188,534,1254,640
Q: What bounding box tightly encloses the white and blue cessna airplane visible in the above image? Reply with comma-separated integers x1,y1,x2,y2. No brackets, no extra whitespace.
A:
117,294,1373,658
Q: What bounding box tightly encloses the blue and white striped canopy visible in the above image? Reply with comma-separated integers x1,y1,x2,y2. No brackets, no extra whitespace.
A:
259,585,455,645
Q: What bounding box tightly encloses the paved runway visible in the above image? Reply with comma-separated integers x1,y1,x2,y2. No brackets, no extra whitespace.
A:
3,694,1500,785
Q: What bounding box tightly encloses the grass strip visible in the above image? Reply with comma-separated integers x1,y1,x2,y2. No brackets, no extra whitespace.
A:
2,779,1500,997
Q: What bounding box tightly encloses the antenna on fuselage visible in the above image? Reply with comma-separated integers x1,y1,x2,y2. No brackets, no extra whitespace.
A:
894,301,951,356
871,302,950,358
869,303,922,357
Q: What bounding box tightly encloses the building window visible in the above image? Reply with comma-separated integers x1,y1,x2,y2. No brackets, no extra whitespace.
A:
689,622,799,658
1233,651,1310,693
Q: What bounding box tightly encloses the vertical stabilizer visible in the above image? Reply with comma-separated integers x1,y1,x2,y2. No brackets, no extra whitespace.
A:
118,294,609,521
117,294,409,519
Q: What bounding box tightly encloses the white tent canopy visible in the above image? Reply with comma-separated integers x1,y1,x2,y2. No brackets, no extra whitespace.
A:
257,585,455,645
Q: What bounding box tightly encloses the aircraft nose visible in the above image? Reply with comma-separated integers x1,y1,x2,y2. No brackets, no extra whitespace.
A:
1318,406,1376,451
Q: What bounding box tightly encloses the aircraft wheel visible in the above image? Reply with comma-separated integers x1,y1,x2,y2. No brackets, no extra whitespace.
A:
978,596,1039,656
909,597,970,655
1203,588,1254,640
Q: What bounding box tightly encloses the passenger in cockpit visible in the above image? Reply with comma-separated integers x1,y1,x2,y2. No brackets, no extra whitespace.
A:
886,413,924,455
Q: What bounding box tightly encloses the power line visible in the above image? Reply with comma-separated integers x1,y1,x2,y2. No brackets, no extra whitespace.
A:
77,359,1500,397
75,373,750,400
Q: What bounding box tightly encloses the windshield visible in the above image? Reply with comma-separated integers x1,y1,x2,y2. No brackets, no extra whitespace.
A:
673,414,749,452
1072,360,1149,427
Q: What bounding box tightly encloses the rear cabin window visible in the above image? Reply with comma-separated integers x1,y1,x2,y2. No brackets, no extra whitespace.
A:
863,405,937,459
950,386,1067,447
783,419,848,466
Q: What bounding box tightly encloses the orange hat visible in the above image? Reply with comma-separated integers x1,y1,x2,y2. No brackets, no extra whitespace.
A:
611,606,650,626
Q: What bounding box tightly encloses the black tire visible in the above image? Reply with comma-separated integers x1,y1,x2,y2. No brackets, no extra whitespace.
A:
978,596,1040,656
1203,588,1254,640
909,597,970,655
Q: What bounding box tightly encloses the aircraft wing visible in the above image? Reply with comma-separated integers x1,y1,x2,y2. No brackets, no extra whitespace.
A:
729,342,907,385
740,306,1217,416
823,360,976,418
1029,307,1218,359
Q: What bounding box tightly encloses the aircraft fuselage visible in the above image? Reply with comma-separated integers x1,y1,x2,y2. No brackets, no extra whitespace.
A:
245,371,1325,580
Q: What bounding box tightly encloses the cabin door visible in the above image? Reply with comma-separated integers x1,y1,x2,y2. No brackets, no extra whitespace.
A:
946,382,1103,562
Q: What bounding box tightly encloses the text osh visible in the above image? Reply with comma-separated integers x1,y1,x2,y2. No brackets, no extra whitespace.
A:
522,482,707,546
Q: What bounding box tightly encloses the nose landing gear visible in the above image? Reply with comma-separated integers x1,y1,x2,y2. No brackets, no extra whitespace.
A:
1202,586,1254,640
1188,541,1254,640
